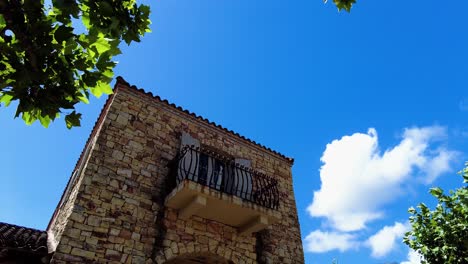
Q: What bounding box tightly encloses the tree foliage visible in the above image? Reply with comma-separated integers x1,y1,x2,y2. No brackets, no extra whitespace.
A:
0,0,150,128
404,164,468,264
327,0,357,12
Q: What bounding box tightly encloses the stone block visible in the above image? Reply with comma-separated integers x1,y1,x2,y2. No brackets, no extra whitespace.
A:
117,168,133,178
71,247,95,259
119,229,132,239
105,249,122,261
87,215,101,227
109,228,120,236
164,248,173,260
131,232,141,240
66,228,81,239
112,150,125,160
69,212,85,223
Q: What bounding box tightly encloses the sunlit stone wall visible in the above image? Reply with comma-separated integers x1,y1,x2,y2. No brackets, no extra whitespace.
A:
48,78,304,264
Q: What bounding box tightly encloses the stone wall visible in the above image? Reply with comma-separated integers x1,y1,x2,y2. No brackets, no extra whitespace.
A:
47,95,114,254
48,79,304,263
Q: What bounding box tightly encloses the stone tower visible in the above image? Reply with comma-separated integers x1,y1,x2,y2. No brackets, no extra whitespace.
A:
46,77,304,263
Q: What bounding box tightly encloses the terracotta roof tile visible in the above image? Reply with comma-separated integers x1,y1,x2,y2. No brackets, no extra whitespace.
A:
0,222,48,254
115,76,294,164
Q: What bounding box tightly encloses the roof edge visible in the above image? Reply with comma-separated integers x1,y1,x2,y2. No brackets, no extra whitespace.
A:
47,91,116,231
115,76,294,164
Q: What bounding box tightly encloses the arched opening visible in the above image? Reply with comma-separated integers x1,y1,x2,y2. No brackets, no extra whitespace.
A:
164,252,234,264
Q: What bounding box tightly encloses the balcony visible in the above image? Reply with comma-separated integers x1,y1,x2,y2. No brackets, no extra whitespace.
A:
165,146,281,235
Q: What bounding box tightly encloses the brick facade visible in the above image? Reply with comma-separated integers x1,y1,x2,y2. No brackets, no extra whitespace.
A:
47,78,304,263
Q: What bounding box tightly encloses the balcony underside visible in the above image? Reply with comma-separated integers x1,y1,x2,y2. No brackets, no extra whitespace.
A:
165,180,281,235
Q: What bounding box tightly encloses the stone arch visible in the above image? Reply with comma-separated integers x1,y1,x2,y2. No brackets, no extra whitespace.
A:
164,252,234,264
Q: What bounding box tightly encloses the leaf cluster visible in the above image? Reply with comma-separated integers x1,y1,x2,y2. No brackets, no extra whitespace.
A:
0,0,150,128
326,0,357,12
404,164,468,264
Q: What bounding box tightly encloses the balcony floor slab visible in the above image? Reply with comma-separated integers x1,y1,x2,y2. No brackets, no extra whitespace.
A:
165,180,281,235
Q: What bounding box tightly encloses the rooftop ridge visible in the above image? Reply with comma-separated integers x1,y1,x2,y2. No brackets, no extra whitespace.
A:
115,76,294,164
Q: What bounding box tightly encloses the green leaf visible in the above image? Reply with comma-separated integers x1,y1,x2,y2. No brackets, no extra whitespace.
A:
0,93,14,106
82,14,91,29
78,93,89,104
90,81,113,98
99,1,114,16
90,37,111,54
0,14,5,28
102,69,114,79
139,5,150,15
65,111,82,129
54,25,74,43
38,114,52,128
333,0,356,12
1,0,151,128
404,164,468,264
21,112,36,125
430,187,444,198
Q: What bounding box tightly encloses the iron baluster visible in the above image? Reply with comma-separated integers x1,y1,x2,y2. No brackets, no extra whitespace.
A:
172,145,280,210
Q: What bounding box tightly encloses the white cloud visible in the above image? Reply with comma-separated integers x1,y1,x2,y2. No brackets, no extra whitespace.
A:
366,221,410,258
304,230,359,253
401,249,423,264
307,126,457,232
422,149,457,183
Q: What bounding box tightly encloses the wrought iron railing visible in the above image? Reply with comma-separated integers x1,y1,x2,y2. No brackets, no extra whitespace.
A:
170,145,280,210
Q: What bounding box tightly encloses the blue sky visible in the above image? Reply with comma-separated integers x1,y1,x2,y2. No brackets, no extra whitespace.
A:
1,1,468,263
